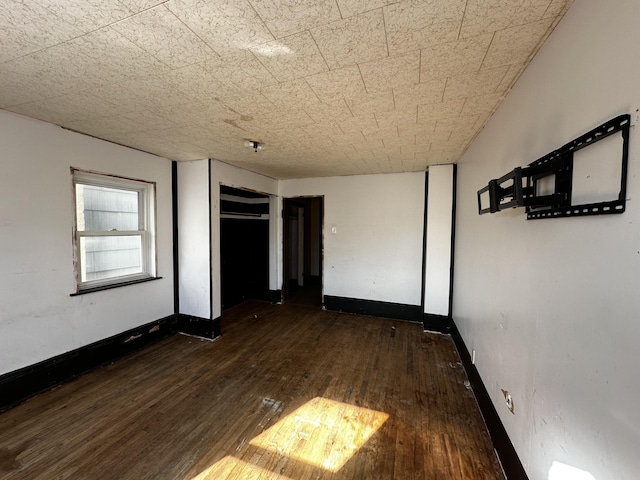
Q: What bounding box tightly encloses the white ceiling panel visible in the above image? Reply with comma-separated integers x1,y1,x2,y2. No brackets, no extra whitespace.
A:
6,92,123,125
419,34,493,82
460,93,504,117
260,79,320,109
202,50,278,90
374,109,417,129
38,0,132,31
495,63,527,96
393,79,447,111
165,0,275,54
249,31,329,82
335,0,396,20
311,10,388,69
110,5,217,69
344,89,395,117
305,65,367,102
460,0,552,38
359,50,420,94
443,66,510,101
0,0,573,179
302,99,353,124
0,1,83,63
250,0,341,38
417,99,466,124
118,0,167,12
383,0,466,55
338,113,379,135
482,18,554,69
52,27,172,86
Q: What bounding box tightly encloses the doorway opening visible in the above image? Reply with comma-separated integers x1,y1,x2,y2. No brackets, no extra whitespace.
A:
283,197,323,307
220,185,270,311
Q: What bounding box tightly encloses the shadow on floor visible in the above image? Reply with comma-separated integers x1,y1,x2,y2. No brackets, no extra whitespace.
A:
286,281,322,308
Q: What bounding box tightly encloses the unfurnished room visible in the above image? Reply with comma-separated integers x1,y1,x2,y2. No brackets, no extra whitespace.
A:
1,1,639,479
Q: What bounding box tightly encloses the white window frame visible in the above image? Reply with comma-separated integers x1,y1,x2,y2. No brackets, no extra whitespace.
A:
72,169,157,293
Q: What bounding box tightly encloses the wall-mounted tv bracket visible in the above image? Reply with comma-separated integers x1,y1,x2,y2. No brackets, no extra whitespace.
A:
477,114,630,219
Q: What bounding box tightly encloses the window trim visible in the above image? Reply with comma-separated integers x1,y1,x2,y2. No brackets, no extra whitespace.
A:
71,168,157,293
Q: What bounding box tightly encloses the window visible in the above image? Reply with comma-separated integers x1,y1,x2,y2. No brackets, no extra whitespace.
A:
72,169,156,293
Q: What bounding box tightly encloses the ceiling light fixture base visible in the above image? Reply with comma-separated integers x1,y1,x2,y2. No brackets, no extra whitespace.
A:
243,140,264,152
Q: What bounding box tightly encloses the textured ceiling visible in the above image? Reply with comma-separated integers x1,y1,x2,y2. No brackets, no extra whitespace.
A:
1,0,572,179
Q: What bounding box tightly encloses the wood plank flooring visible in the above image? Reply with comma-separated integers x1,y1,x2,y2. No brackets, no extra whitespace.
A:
0,301,505,479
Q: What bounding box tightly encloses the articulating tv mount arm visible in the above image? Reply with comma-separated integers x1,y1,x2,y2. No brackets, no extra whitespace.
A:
478,114,630,219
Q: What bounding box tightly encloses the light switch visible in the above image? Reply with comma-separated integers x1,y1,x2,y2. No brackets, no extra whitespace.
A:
331,225,337,234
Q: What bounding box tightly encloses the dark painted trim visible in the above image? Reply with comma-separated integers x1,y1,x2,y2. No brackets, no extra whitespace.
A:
172,161,179,315
208,159,214,325
448,164,458,318
0,315,177,413
69,276,162,296
422,313,457,334
427,316,529,480
420,170,429,314
269,289,282,304
324,295,422,322
177,314,221,339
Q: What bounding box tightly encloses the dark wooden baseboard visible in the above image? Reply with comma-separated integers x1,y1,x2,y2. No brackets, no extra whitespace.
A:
268,289,282,304
177,314,221,339
324,295,422,322
0,315,177,413
423,313,458,334
428,316,530,480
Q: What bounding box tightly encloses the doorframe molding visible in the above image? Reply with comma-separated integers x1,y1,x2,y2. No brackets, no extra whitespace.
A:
281,195,325,304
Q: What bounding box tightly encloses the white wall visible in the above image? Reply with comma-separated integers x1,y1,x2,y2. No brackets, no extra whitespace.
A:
210,160,279,318
280,172,425,305
178,160,210,319
0,111,173,376
424,164,454,316
454,1,640,479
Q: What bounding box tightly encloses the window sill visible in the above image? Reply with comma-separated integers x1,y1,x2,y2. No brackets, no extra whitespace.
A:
70,276,163,296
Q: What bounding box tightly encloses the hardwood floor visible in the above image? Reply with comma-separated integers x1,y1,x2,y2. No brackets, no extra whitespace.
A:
0,301,505,479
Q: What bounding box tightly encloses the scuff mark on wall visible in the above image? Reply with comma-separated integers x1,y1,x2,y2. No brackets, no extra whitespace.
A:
501,389,515,414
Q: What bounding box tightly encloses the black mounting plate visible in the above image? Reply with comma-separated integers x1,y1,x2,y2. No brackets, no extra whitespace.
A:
477,114,630,220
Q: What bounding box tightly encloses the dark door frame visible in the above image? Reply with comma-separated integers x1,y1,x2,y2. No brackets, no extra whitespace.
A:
218,183,272,311
282,196,324,304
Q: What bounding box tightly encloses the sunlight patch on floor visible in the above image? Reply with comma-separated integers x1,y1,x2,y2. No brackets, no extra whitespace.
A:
190,455,292,480
249,396,389,472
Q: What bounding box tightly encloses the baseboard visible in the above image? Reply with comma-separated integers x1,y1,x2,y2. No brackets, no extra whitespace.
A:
448,320,530,480
268,290,282,304
324,295,422,322
422,313,458,334
177,314,221,340
0,315,178,413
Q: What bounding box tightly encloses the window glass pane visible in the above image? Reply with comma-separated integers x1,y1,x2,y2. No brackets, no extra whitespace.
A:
80,236,143,282
76,184,139,231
